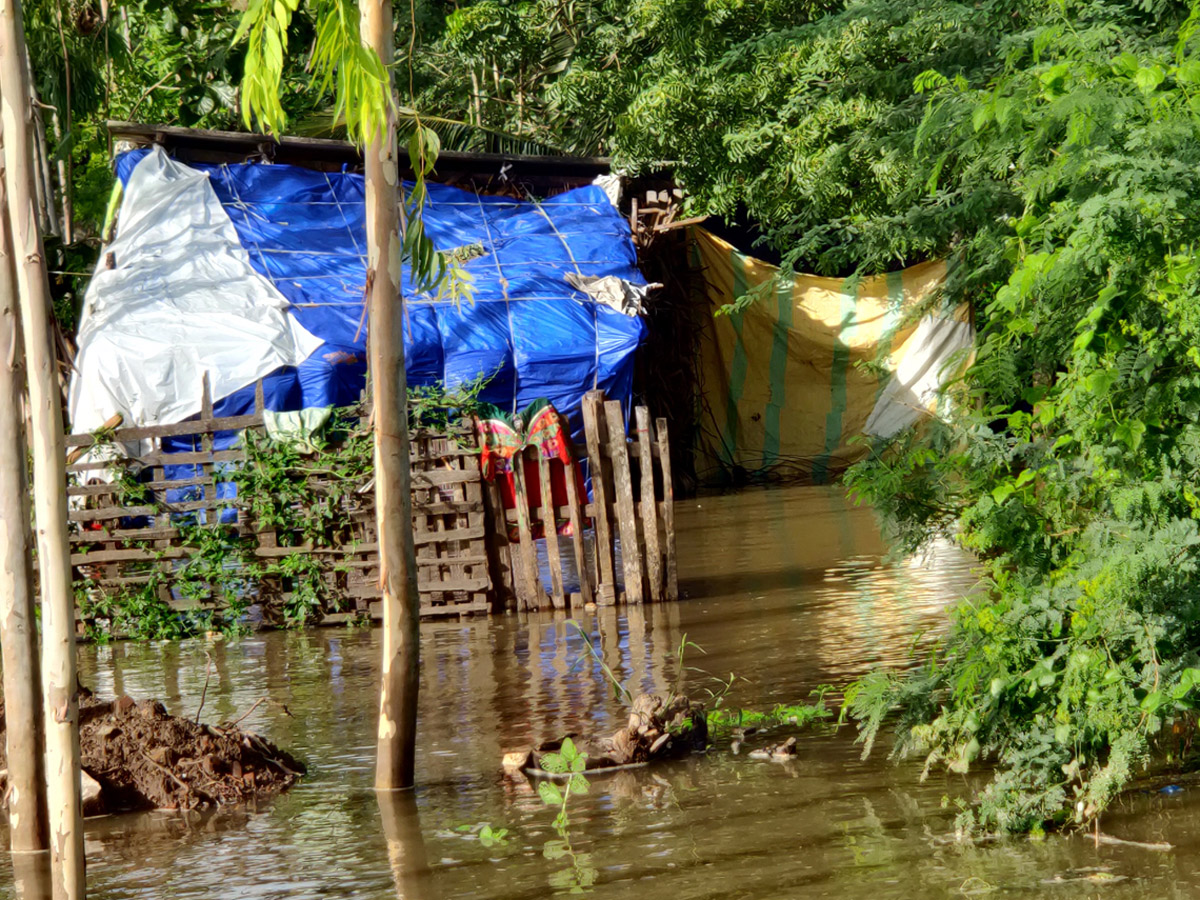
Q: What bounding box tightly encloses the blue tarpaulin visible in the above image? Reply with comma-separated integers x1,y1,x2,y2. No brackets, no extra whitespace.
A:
111,149,646,437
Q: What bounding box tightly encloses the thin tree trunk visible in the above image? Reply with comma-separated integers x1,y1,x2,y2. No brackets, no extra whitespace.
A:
50,112,72,245
23,52,57,239
361,0,420,792
0,1,85,897
51,0,73,244
0,110,48,855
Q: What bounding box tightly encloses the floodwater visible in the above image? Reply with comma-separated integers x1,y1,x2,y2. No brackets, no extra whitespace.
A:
4,486,1200,899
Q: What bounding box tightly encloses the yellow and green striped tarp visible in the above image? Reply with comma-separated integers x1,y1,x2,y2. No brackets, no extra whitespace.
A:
692,227,964,484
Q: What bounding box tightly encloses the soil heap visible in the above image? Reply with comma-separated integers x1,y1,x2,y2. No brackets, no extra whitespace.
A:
0,690,305,814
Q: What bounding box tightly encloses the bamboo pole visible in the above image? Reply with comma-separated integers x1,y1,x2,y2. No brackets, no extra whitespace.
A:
362,0,420,793
0,113,48,854
1,1,85,896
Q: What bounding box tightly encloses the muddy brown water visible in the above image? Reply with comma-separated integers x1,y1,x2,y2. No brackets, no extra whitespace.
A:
4,486,1200,898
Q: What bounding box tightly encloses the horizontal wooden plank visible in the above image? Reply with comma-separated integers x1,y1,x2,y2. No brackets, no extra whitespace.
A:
65,413,263,448
410,468,480,487
411,500,485,516
68,448,247,473
350,523,486,549
348,576,490,596
68,474,215,496
70,499,239,523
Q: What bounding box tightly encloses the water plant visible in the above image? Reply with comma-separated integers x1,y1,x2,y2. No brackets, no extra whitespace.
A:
537,738,598,894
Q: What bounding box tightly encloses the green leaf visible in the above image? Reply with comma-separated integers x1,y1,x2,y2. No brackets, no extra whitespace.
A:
1135,65,1166,93
538,781,564,806
1176,59,1200,84
992,483,1016,505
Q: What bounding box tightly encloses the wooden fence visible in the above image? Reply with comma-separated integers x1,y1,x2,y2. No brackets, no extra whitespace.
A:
485,390,678,611
64,384,675,629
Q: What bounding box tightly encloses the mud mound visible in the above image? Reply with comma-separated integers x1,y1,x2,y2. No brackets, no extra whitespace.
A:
0,692,305,814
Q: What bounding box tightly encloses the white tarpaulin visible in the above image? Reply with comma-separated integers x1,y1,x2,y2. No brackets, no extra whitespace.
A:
863,313,974,439
69,147,322,436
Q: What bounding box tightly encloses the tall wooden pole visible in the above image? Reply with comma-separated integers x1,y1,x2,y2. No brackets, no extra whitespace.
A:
362,0,420,790
0,110,48,855
0,0,85,895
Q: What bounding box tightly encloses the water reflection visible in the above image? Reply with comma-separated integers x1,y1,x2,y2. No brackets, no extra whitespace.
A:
377,793,434,900
9,853,50,900
8,486,1198,899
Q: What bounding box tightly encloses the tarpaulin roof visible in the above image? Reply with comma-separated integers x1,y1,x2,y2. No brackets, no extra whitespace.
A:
70,146,645,443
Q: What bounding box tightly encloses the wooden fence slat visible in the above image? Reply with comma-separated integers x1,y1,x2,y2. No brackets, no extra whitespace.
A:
562,452,593,607
483,479,519,611
604,400,643,604
582,391,616,604
636,406,662,602
64,413,263,448
536,452,566,609
510,451,544,609
200,373,216,517
657,416,679,602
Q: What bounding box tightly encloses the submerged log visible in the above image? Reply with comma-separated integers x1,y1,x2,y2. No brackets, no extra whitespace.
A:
502,692,707,776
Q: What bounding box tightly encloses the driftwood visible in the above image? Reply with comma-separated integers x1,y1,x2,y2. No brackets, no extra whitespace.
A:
502,693,707,776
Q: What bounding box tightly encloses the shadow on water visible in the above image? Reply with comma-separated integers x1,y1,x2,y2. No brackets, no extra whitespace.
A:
5,486,1200,898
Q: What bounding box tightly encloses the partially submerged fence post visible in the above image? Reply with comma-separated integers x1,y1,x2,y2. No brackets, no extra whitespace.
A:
604,400,644,604
509,455,545,608
636,407,663,602
657,417,679,602
0,128,48,853
581,392,616,604
561,450,593,608
0,1,86,895
536,451,566,609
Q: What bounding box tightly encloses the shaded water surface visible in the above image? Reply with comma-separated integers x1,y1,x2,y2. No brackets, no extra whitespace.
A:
4,486,1200,898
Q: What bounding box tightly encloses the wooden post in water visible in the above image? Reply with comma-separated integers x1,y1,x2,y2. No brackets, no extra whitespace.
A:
562,449,593,607
0,0,85,893
537,453,566,609
362,0,421,792
510,450,544,609
581,391,616,604
604,400,644,603
657,417,679,601
0,113,47,854
635,407,663,601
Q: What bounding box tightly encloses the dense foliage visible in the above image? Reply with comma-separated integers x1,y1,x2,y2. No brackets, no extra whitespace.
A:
838,1,1200,833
